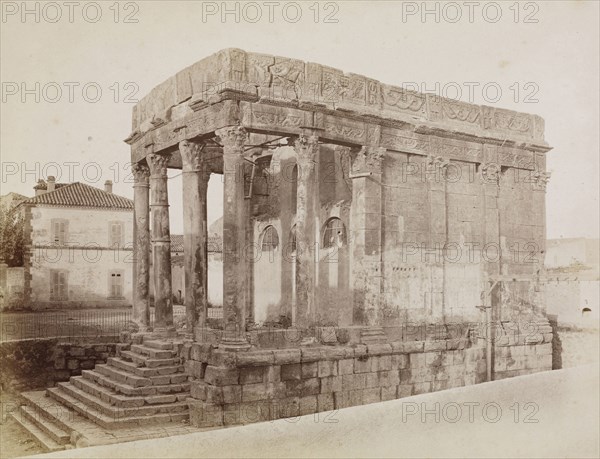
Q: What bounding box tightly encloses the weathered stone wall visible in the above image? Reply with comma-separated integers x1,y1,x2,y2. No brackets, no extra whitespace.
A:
26,206,134,309
0,337,118,391
53,342,118,382
184,338,488,427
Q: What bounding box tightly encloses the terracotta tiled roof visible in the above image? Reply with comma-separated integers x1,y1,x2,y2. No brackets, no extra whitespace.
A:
20,182,133,209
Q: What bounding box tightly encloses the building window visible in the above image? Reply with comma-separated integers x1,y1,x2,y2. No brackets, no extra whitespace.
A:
261,226,279,252
51,219,68,245
109,222,124,247
109,271,124,299
50,270,68,301
322,218,346,249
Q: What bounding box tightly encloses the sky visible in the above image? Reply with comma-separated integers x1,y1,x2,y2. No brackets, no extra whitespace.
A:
1,0,598,239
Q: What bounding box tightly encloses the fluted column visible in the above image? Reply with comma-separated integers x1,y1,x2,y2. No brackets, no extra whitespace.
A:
293,133,319,329
216,126,250,350
179,139,210,335
132,162,151,329
147,153,173,332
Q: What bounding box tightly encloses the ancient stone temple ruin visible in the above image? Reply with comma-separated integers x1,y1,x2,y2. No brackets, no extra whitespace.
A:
16,49,555,445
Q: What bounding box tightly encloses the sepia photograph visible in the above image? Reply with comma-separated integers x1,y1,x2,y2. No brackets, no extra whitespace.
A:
0,1,598,458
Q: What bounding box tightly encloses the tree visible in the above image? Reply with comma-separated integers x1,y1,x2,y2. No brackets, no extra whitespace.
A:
0,204,25,267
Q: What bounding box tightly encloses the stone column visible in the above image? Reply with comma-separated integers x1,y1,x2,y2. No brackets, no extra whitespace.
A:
147,153,174,332
132,162,151,329
216,126,250,351
350,146,386,341
179,139,210,336
293,133,319,329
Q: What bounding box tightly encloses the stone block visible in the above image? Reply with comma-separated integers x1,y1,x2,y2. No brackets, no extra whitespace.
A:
237,350,275,367
171,374,188,384
238,401,273,424
276,397,300,419
286,378,320,397
301,347,323,362
372,355,392,371
240,367,265,385
322,346,354,360
381,385,397,401
190,381,207,400
318,360,338,377
393,341,424,353
208,350,238,368
338,359,354,375
333,391,351,409
206,385,224,404
299,396,318,415
391,354,409,370
424,341,447,352
80,360,95,370
399,369,411,384
204,366,239,386
432,380,448,392
185,360,206,379
348,389,364,406
397,384,413,398
365,372,379,389
265,365,281,382
363,387,381,404
70,347,85,357
67,359,80,370
222,385,242,404
54,357,66,370
242,382,286,403
317,393,335,412
366,343,392,356
413,382,431,395
189,401,223,427
281,364,302,381
536,343,552,355
301,362,318,379
273,349,301,365
354,357,372,373
353,344,368,357
342,374,366,391
320,375,343,393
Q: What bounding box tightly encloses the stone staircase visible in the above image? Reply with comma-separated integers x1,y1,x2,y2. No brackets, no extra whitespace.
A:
12,338,195,452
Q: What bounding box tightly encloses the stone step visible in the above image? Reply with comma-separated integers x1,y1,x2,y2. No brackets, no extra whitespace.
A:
82,369,190,397
130,344,177,360
95,363,188,387
107,357,184,377
72,376,189,408
11,410,65,452
56,382,189,419
119,350,180,368
143,340,174,350
47,387,189,429
21,390,89,435
19,405,71,445
71,376,144,408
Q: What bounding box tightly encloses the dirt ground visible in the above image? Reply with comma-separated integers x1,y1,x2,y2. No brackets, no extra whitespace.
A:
0,327,597,458
0,391,43,459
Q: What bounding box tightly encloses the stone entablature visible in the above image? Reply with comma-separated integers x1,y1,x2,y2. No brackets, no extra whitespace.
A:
127,49,549,163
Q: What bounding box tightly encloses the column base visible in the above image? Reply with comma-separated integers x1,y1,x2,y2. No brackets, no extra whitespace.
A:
219,334,251,352
151,327,178,340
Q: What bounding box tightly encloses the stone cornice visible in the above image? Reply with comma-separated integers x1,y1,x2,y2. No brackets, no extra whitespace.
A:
127,49,550,152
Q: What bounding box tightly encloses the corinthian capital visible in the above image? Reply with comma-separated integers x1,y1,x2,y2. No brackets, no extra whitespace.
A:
146,153,171,177
294,134,319,168
352,146,385,175
216,126,248,150
532,171,551,191
179,140,205,172
479,162,500,185
132,162,150,183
